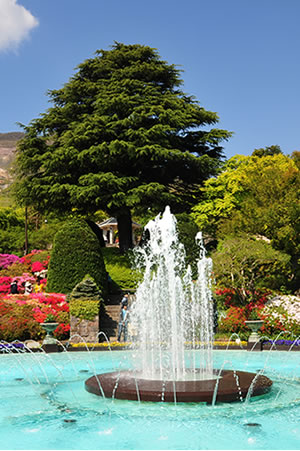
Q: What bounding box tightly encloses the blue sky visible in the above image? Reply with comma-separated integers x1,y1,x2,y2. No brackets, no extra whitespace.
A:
0,0,299,159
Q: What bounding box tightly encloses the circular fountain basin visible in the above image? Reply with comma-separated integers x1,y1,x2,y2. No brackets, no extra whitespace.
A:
85,369,272,403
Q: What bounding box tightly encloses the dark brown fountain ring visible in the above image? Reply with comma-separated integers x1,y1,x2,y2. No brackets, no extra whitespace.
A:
85,369,272,403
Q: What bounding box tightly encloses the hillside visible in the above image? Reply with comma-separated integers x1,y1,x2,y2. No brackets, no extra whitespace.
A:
0,132,24,189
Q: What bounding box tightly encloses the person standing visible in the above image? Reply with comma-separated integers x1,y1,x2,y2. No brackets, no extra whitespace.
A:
10,280,19,294
117,305,129,342
120,293,129,307
24,281,32,295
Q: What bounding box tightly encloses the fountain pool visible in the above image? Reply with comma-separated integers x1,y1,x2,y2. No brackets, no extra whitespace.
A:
0,349,299,450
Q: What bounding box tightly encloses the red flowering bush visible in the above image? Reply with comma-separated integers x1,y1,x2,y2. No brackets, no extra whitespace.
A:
215,287,270,309
20,250,50,273
0,276,12,294
32,261,44,273
0,301,44,342
0,292,70,341
216,287,270,338
218,306,248,334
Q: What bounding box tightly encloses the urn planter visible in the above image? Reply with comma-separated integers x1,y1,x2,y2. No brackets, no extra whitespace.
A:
41,322,58,345
245,320,264,343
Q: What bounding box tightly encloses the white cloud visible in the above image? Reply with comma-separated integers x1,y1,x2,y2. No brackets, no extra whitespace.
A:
0,0,39,52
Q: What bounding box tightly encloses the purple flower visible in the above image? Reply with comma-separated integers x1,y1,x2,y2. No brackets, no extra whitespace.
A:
0,254,22,269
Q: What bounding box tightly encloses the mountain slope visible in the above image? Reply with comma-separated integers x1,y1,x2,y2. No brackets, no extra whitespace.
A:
0,132,24,188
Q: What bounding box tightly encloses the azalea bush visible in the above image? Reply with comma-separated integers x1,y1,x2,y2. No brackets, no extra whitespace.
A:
0,274,36,295
20,250,50,275
0,276,12,294
260,295,300,337
0,301,43,342
0,293,70,341
0,250,50,294
0,254,22,269
217,289,300,339
215,287,270,309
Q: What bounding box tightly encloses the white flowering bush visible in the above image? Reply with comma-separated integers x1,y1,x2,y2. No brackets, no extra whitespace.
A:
261,295,300,337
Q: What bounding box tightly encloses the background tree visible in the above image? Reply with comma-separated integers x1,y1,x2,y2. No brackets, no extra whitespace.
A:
212,236,292,304
14,42,231,252
175,212,200,277
252,144,282,157
192,153,299,291
191,155,248,236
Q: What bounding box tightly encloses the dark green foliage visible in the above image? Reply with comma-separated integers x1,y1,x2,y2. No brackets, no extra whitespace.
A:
69,274,103,301
252,145,282,157
46,219,107,295
0,208,24,229
0,227,25,254
175,213,199,277
14,42,231,252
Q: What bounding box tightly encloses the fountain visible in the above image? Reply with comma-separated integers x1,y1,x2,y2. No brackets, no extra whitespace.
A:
85,207,272,402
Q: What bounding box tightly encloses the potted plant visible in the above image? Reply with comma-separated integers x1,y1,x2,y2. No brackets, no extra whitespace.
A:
245,308,264,343
41,314,59,345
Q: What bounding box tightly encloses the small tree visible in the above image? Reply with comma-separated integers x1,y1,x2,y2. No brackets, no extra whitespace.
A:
69,274,103,301
212,236,292,305
47,219,107,295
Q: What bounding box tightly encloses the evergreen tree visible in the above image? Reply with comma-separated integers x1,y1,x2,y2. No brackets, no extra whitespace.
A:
69,274,103,301
14,43,231,252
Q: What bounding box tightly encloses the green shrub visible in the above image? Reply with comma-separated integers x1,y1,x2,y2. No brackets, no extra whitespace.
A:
0,228,26,255
47,219,107,295
69,299,100,321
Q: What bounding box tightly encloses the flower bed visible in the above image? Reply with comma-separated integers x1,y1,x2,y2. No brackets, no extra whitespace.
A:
67,340,248,351
216,289,300,339
0,251,50,295
0,342,25,350
0,293,69,341
263,339,300,350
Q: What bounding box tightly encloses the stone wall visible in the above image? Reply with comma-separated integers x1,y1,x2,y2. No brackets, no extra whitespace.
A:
70,315,99,343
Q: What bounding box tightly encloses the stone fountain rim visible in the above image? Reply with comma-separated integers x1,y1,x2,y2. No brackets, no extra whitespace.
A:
85,368,273,403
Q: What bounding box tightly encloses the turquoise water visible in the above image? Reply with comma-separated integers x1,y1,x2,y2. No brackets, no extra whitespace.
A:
0,349,299,450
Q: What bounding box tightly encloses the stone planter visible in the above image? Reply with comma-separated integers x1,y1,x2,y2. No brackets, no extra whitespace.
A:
41,322,58,345
245,320,264,343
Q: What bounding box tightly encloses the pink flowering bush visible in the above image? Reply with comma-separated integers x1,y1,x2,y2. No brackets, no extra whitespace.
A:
0,254,22,269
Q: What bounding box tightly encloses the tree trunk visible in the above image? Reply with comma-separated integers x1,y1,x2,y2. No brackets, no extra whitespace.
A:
24,206,28,255
86,219,105,247
117,209,133,254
